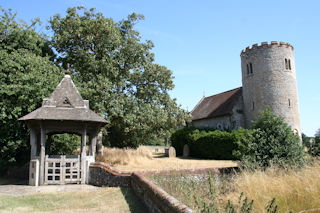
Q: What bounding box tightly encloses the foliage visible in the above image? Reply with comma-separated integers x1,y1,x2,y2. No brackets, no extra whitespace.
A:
237,108,305,168
308,136,320,157
171,126,198,155
46,134,81,155
48,7,190,148
171,126,250,160
0,8,61,172
189,130,237,160
315,128,320,137
302,133,311,147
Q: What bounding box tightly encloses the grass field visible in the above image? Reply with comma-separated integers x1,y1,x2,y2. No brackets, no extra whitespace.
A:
97,147,238,172
0,187,147,213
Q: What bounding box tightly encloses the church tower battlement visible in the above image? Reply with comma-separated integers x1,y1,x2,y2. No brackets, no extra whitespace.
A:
240,41,300,135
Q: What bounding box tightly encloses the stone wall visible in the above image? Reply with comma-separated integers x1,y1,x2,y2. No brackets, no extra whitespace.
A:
131,172,193,213
89,162,131,187
89,162,194,212
89,162,238,213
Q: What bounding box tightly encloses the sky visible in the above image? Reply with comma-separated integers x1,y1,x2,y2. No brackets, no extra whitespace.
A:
1,0,319,136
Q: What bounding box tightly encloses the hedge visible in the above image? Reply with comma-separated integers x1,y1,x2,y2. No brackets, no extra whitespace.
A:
171,127,251,160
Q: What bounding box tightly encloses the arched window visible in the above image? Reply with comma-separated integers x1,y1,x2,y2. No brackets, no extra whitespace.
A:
247,64,249,75
250,63,253,74
285,59,288,70
288,59,291,70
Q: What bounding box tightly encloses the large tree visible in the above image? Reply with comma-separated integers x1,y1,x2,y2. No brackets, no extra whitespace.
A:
0,8,62,172
48,7,189,148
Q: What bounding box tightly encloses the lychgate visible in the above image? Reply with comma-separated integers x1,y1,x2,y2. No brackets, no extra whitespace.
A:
19,73,107,185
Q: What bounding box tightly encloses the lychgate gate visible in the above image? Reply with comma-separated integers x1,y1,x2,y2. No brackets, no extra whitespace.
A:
45,155,80,184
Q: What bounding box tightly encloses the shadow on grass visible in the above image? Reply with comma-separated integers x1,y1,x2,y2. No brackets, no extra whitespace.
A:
120,187,148,213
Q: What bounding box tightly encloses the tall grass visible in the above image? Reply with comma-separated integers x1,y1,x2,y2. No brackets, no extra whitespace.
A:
227,161,320,212
150,160,320,212
96,147,153,166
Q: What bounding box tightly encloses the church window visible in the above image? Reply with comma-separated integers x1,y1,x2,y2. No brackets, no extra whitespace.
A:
285,59,288,70
250,63,253,74
288,59,291,70
247,64,249,75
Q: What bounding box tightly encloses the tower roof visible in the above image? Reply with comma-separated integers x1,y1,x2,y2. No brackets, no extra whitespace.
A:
19,74,107,124
191,87,242,121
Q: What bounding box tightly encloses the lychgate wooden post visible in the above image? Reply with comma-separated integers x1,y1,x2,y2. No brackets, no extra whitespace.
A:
40,122,46,185
81,127,87,184
30,128,37,159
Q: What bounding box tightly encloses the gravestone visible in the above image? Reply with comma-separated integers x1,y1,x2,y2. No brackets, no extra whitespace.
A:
168,147,176,158
183,144,190,157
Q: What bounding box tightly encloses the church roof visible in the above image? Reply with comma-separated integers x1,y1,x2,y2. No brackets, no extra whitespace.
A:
19,74,107,124
191,87,242,121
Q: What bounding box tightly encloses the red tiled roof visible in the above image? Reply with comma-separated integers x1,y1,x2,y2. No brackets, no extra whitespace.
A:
191,87,242,121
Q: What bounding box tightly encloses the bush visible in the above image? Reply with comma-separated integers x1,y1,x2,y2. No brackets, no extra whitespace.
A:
171,126,215,156
237,108,305,168
171,126,250,160
308,136,320,156
189,130,237,160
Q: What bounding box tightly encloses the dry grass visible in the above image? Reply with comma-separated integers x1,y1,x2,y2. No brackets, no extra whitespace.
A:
96,147,153,167
150,161,320,212
96,147,238,172
225,161,320,212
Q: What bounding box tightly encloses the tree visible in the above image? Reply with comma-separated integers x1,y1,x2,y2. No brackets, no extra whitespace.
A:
308,129,320,156
48,7,190,148
237,108,305,168
302,133,311,147
0,8,61,172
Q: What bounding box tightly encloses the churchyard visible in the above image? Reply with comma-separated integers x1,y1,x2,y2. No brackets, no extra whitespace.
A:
2,147,320,213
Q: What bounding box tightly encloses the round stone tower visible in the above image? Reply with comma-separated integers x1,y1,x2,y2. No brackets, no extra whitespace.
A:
240,41,301,135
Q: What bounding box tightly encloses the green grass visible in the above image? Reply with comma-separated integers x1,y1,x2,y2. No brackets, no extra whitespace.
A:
0,187,147,213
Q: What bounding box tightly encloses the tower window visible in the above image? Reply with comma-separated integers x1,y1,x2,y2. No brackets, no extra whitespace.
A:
247,64,249,75
288,98,291,107
285,59,288,70
285,58,292,70
252,101,255,110
250,63,253,74
288,59,291,70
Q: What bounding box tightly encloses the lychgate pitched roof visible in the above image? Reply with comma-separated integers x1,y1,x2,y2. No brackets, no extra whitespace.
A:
19,75,107,124
191,87,242,121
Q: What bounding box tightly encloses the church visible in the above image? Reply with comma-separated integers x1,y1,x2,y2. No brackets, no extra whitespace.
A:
191,41,301,136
